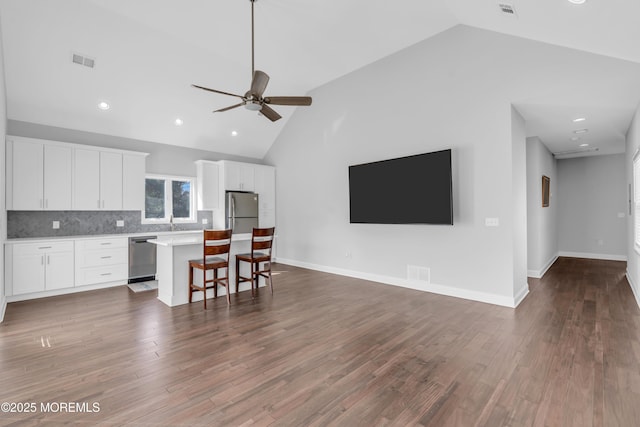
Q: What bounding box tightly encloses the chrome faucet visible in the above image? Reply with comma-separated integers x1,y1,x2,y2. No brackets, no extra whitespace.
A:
169,214,175,232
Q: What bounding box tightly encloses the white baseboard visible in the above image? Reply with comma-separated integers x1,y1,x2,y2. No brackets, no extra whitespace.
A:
6,280,128,303
558,251,627,261
626,271,640,310
0,296,6,323
275,257,525,308
527,254,559,279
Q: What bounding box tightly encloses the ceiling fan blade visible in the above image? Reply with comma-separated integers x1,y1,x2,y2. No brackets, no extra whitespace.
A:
264,96,312,106
260,104,282,122
213,102,244,113
250,70,270,97
192,84,244,99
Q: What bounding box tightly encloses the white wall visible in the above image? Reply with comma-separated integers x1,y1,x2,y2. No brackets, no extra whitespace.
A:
266,26,617,307
511,107,529,304
557,154,627,260
0,15,7,322
526,137,558,277
625,104,640,307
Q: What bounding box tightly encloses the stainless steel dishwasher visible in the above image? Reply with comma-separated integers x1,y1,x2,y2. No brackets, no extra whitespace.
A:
128,236,157,283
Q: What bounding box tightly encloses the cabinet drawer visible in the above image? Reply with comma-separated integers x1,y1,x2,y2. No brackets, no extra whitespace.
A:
78,237,128,251
77,248,127,268
13,241,74,256
76,265,127,286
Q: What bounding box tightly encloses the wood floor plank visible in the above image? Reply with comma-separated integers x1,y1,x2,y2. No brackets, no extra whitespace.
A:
1,258,640,426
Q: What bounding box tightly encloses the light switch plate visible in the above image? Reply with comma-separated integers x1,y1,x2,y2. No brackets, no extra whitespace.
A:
116,220,124,227
52,221,60,229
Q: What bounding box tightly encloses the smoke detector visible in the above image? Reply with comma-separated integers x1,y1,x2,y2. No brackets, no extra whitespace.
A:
71,53,95,69
498,3,517,16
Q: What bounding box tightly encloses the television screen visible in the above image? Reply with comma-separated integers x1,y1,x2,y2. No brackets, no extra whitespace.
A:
348,149,453,225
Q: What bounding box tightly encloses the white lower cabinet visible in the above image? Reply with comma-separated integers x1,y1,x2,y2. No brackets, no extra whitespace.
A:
11,241,74,295
75,237,128,286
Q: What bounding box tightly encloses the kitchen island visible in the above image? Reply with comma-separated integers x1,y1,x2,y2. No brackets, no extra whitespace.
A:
149,232,266,307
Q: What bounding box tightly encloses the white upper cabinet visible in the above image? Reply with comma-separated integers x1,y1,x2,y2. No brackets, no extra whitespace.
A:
123,154,146,210
44,145,73,210
195,160,220,210
222,161,255,192
99,151,123,210
73,148,101,210
7,136,72,210
74,149,123,210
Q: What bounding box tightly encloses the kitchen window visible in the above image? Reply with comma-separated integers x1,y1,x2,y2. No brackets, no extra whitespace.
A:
142,174,196,224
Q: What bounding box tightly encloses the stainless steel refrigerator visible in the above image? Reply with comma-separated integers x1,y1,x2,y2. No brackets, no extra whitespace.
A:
226,191,259,234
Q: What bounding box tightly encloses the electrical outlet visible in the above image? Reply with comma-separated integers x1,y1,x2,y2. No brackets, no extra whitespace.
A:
202,218,208,224
485,218,500,227
116,220,124,227
52,221,60,229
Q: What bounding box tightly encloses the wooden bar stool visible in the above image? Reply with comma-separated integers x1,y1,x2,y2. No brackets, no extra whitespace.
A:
188,229,233,307
235,227,275,296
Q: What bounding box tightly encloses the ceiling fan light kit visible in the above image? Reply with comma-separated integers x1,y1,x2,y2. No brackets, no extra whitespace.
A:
192,0,312,122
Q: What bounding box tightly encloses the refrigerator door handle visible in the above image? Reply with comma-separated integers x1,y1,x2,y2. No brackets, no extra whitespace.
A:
231,194,236,223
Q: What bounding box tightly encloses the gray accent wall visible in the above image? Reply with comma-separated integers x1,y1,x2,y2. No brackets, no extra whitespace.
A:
6,210,213,239
557,154,627,258
526,137,558,277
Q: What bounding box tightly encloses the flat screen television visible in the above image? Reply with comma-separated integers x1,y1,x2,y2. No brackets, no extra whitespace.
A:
348,149,453,225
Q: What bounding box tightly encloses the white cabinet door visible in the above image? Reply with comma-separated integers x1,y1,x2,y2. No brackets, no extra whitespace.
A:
12,140,44,210
43,145,72,210
13,253,46,295
223,161,255,191
123,154,146,210
196,161,219,210
45,251,75,290
74,149,101,210
100,152,123,210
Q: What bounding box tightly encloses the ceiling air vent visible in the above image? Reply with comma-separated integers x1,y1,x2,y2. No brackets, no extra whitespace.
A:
71,53,95,69
498,3,517,16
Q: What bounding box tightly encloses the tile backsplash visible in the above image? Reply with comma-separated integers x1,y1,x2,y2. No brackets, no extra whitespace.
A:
7,210,214,239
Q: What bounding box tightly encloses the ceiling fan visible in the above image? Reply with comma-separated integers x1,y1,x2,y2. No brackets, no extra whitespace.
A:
192,0,312,122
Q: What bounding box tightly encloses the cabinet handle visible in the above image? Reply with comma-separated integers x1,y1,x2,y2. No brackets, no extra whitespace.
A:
100,273,112,276
39,199,43,208
102,200,105,209
100,256,112,259
45,199,48,209
97,200,100,209
47,255,50,265
100,242,112,246
38,246,52,249
41,255,44,265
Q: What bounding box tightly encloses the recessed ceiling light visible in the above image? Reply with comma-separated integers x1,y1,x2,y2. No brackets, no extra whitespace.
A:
573,129,589,134
568,0,586,4
571,137,580,141
231,130,238,136
573,117,586,122
98,101,110,110
174,118,184,126
579,143,589,147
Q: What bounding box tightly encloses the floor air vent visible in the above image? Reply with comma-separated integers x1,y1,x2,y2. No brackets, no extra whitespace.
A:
407,265,430,284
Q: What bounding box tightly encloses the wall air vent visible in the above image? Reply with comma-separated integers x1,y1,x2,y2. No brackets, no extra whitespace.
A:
407,265,431,284
498,3,517,16
71,53,95,69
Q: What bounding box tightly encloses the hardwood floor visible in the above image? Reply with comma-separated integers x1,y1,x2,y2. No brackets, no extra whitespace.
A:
1,258,639,426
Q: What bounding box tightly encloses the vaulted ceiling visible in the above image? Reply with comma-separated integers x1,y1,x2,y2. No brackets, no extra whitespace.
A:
1,0,640,159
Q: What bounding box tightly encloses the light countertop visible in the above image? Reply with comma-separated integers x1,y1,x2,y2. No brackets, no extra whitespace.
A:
149,233,252,247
